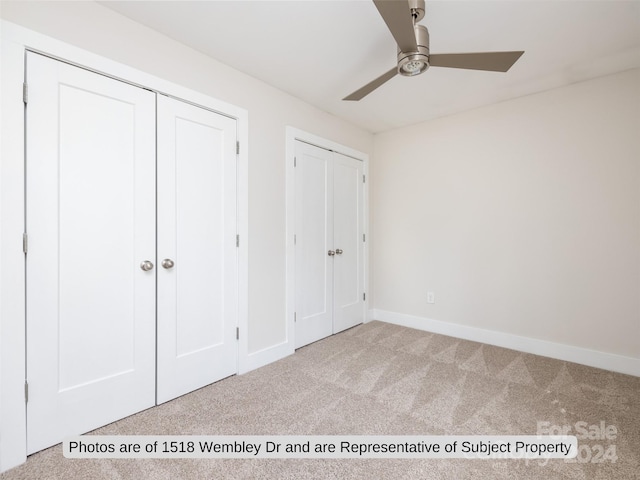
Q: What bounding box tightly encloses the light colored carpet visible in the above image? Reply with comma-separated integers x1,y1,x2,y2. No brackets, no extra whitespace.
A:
2,320,639,479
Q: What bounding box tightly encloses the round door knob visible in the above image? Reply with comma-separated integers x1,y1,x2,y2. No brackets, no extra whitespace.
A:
140,260,154,271
328,250,335,256
335,249,343,255
161,258,175,269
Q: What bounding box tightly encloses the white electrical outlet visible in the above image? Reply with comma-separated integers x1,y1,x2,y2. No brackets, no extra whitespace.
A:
427,291,435,304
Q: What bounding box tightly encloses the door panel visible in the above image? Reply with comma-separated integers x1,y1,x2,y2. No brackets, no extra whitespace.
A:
294,142,333,348
156,95,238,404
332,154,364,333
26,53,156,453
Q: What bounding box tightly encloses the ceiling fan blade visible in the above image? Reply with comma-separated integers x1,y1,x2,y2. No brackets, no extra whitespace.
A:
343,67,398,101
373,0,418,53
429,51,524,72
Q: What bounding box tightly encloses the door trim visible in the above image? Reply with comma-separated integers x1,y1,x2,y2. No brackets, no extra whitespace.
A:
0,21,248,471
285,127,369,354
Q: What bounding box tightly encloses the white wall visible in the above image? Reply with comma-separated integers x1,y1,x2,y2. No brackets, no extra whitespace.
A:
0,1,373,472
372,68,640,374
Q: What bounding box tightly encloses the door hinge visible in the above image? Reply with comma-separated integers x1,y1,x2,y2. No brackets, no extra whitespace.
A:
23,233,28,254
236,327,239,340
236,234,240,247
294,312,297,322
23,83,28,104
293,234,296,245
363,293,366,301
236,141,240,155
363,233,366,242
24,381,29,403
363,174,366,183
294,157,297,167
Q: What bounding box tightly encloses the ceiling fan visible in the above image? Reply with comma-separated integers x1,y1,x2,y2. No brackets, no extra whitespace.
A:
343,0,524,101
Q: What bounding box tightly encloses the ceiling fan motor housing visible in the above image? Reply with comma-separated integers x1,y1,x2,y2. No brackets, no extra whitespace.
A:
397,24,430,76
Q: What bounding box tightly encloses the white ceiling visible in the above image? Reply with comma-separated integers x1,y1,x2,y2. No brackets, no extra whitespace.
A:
102,1,640,133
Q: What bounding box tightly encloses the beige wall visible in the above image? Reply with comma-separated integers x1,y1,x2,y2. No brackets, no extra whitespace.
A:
372,68,640,359
0,1,373,355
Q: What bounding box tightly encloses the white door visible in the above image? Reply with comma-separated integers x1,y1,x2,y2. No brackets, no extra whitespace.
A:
294,141,364,348
332,153,364,333
26,53,156,453
295,142,334,348
156,95,238,404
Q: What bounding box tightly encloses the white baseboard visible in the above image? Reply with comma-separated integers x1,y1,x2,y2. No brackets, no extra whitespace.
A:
370,309,640,377
239,340,294,375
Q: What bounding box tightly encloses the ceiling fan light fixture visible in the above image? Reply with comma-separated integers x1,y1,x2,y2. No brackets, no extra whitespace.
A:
398,54,429,76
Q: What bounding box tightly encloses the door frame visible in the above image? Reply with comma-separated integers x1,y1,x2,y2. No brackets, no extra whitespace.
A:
0,21,249,471
285,127,370,351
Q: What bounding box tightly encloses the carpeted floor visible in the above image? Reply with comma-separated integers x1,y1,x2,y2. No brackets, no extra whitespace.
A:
2,320,639,479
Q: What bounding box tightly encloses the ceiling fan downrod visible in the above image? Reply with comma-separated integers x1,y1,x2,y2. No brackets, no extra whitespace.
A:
409,0,425,22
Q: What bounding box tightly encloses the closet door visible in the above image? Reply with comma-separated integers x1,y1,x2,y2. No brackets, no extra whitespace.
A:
332,153,364,333
294,141,334,348
156,95,238,404
26,53,156,453
294,141,364,348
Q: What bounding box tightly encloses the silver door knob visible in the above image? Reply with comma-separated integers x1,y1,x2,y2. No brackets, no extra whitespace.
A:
335,249,343,255
140,260,154,271
328,250,335,256
161,258,175,269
